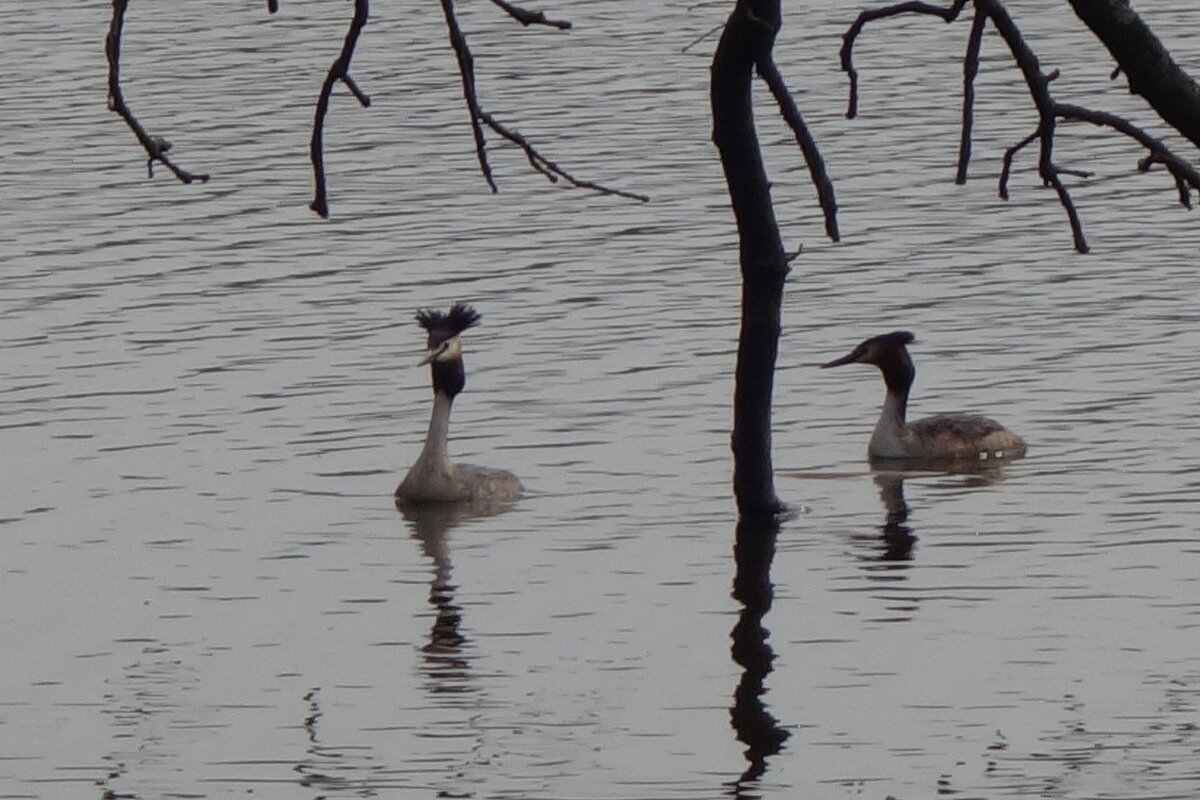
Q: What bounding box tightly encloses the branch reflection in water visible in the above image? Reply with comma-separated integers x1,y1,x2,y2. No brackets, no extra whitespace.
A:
728,512,791,797
294,687,372,792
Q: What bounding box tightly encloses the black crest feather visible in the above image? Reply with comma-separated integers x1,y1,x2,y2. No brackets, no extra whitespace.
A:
870,330,915,347
415,303,481,345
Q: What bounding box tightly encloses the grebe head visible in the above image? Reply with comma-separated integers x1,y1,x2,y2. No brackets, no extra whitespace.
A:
415,303,481,400
822,330,917,396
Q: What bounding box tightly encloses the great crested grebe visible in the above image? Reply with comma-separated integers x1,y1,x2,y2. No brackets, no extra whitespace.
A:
821,331,1027,462
395,303,523,504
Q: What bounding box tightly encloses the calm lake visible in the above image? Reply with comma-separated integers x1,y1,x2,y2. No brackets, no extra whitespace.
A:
2,1,1199,798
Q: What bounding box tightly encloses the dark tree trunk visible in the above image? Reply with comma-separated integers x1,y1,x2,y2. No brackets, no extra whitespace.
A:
711,0,789,516
1067,0,1200,150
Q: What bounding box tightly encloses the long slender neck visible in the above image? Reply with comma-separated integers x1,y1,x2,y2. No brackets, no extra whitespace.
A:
417,391,455,467
878,387,908,429
421,353,464,463
869,378,910,459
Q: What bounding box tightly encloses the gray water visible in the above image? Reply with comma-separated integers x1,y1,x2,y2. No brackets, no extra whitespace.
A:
3,1,1199,798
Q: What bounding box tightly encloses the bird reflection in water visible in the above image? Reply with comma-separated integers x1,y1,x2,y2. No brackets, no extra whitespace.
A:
397,498,515,695
872,471,917,561
727,512,792,798
290,499,517,793
862,460,1014,562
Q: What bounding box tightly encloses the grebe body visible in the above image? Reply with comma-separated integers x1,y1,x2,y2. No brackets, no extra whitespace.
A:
395,304,523,504
822,331,1026,462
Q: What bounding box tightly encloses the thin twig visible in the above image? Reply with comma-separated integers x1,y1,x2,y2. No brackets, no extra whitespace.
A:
999,130,1038,199
477,112,649,201
488,0,571,30
309,0,371,218
441,0,647,201
1054,165,1093,180
682,22,726,55
1140,154,1194,208
106,0,209,184
1036,123,1088,253
756,55,839,241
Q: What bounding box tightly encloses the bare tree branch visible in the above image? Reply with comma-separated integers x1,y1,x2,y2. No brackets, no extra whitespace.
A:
840,0,969,119
441,0,495,191
682,22,726,55
309,0,371,218
1057,102,1200,208
108,0,637,213
843,0,1198,253
755,56,840,241
955,8,986,184
975,0,1088,252
1068,0,1200,151
440,0,648,202
477,111,650,201
488,0,572,30
106,0,209,185
999,130,1037,200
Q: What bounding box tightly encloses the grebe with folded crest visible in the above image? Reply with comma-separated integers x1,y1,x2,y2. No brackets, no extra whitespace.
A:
821,331,1026,462
395,303,523,504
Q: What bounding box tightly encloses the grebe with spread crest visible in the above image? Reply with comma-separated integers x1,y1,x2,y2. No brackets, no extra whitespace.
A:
395,303,523,504
821,331,1026,462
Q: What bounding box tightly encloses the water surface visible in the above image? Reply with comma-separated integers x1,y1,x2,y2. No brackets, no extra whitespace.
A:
2,1,1199,798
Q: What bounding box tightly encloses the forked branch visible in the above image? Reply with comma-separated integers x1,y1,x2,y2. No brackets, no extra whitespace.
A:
106,0,209,185
110,0,638,214
440,0,647,202
309,0,371,218
1056,103,1200,208
842,0,1199,253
